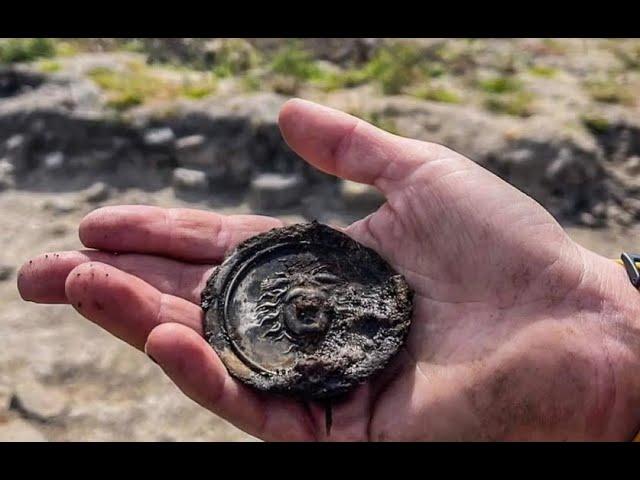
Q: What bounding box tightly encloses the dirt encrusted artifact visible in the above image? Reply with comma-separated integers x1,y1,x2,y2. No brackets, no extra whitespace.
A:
201,221,413,402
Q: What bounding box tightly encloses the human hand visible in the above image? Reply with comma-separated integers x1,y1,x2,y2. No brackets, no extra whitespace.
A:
18,99,640,441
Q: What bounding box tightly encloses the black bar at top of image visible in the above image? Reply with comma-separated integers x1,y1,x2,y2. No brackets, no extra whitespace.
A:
3,3,640,38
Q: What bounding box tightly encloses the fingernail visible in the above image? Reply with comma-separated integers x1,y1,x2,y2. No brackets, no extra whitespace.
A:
143,342,158,365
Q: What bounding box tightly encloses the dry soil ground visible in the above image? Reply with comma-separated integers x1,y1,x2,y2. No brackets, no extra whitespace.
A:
0,185,637,441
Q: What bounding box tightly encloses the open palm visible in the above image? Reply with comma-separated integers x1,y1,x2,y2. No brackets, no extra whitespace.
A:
18,99,640,441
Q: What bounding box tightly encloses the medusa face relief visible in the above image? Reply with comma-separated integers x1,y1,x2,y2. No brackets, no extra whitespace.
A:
254,264,341,346
201,222,413,400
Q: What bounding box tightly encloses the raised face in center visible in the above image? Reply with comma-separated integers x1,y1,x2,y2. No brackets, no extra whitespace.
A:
254,266,340,345
282,287,330,338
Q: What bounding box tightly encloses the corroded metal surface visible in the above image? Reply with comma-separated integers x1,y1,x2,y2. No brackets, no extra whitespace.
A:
201,222,413,400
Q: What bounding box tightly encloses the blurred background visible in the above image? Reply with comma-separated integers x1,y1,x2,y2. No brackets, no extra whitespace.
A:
1,38,639,441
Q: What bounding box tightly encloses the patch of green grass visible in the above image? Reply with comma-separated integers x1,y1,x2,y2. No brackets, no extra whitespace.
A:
484,91,535,117
0,38,55,64
363,111,400,135
269,41,323,81
266,41,342,94
264,41,444,95
615,43,640,70
540,39,568,55
109,90,145,110
120,39,146,53
181,81,217,100
211,39,261,78
89,66,128,89
424,62,446,78
53,40,82,57
529,65,558,78
412,85,462,104
89,67,145,109
319,42,430,94
584,78,634,105
241,73,262,92
478,75,523,94
320,44,449,95
581,114,611,134
433,41,476,74
36,59,61,73
361,42,426,95
312,67,370,92
346,109,399,135
268,75,302,95
88,64,217,111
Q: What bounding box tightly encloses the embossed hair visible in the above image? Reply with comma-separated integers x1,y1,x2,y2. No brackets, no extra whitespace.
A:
254,263,341,344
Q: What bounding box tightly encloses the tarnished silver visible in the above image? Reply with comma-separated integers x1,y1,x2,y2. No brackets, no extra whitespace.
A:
201,222,413,400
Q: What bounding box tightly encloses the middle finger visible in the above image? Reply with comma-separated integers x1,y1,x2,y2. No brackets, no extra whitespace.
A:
65,261,203,350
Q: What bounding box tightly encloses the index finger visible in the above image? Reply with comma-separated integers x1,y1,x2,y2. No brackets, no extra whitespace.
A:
79,206,284,263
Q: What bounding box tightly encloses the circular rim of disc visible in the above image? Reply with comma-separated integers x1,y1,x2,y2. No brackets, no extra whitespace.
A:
201,221,413,400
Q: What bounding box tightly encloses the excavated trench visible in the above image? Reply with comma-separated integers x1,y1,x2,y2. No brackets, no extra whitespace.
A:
1,66,639,227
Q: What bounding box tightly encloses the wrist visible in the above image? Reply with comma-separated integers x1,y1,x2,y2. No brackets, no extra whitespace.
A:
577,247,640,440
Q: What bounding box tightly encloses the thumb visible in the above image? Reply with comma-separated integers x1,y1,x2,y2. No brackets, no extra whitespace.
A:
278,98,451,195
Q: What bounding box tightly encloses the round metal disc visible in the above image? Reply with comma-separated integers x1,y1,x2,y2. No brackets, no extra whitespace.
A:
201,221,413,400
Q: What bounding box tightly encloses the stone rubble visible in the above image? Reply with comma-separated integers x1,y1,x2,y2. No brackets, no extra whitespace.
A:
171,167,209,192
43,151,65,171
0,264,14,281
10,380,68,423
82,182,111,203
249,173,305,211
176,134,213,168
143,127,175,148
41,198,78,215
0,159,15,189
340,181,385,211
2,60,636,228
